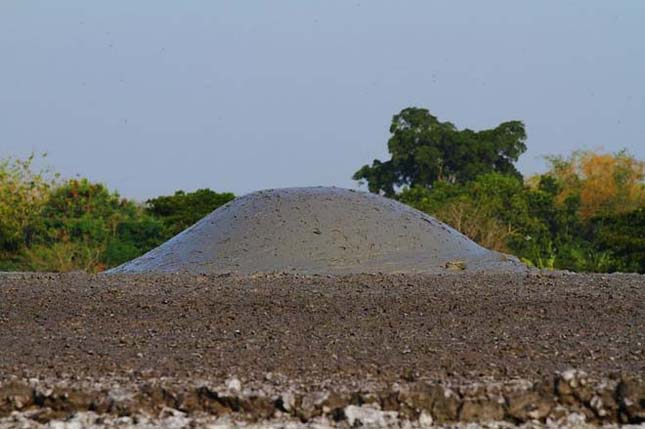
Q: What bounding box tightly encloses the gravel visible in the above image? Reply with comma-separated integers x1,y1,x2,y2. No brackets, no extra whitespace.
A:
0,271,644,427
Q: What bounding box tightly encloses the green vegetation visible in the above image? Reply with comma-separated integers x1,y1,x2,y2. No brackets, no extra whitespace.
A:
0,155,234,272
0,154,59,269
1,107,643,273
146,189,235,236
362,108,644,273
353,107,527,196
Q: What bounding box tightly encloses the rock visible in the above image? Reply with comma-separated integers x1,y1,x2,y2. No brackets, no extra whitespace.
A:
29,408,71,424
277,391,296,413
556,369,593,406
239,395,275,421
137,384,177,413
399,383,459,423
506,391,553,422
36,389,89,417
616,378,645,423
298,391,328,421
358,392,381,407
344,404,398,427
176,390,201,413
444,260,466,271
459,398,504,422
588,385,619,421
430,386,460,423
418,410,434,426
0,381,34,416
225,377,241,394
195,386,233,416
321,391,350,417
399,385,434,419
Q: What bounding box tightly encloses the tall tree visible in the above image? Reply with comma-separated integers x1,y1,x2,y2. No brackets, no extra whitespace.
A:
146,189,235,236
353,107,527,196
542,150,644,220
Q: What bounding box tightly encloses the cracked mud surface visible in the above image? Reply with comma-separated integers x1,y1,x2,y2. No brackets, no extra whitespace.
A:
0,272,644,427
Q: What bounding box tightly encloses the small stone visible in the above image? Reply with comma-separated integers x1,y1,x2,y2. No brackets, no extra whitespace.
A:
507,391,553,422
344,404,397,427
0,381,34,415
225,377,241,393
616,378,645,423
459,398,504,422
418,410,434,426
278,391,296,413
298,391,328,420
444,260,466,271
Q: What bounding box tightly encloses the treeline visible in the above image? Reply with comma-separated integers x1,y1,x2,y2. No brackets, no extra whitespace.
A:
355,108,644,273
1,107,643,273
0,155,234,272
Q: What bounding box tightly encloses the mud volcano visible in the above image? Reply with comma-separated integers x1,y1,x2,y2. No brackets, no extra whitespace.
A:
110,187,525,274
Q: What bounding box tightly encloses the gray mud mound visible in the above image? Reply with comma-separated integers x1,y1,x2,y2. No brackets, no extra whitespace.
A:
109,187,526,274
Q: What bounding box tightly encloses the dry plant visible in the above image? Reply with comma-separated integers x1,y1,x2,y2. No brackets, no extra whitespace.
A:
435,199,514,252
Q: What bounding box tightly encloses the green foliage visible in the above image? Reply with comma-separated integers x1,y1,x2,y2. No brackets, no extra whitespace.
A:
2,118,642,275
589,208,645,273
354,107,527,196
103,217,167,267
357,107,644,273
38,179,169,270
399,168,642,272
20,242,104,272
0,157,169,272
400,173,543,255
0,154,55,255
0,152,237,272
146,189,235,236
0,153,240,272
524,152,644,273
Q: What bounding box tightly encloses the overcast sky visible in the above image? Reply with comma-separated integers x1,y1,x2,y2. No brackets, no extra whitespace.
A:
2,1,644,200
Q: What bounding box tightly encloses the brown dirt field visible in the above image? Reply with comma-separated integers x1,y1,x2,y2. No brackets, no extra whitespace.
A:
0,272,644,426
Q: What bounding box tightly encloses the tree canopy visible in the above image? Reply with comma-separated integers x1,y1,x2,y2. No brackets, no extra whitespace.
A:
538,149,644,220
1,119,643,274
399,150,644,273
353,107,527,196
146,189,235,236
0,155,234,272
353,107,643,273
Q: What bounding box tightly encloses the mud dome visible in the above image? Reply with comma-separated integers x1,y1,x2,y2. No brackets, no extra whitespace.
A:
109,187,525,274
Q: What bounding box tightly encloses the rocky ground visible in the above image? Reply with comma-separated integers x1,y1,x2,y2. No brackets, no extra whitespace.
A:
0,272,643,427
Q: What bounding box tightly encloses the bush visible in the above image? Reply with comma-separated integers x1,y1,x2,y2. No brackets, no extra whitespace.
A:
0,156,170,272
146,188,235,236
0,154,54,255
589,208,645,273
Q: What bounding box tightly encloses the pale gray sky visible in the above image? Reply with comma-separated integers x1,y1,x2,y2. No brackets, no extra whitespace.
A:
1,1,644,200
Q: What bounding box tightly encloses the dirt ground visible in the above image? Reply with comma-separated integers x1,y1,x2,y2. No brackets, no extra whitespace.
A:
0,272,644,427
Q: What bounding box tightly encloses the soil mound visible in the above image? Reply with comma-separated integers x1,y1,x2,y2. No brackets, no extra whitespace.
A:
109,187,525,274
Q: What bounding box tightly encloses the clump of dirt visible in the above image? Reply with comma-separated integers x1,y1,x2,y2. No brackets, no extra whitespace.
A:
109,187,525,274
1,372,644,426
